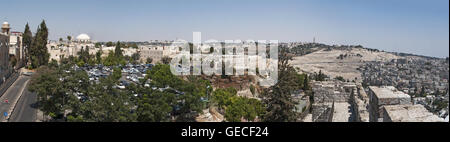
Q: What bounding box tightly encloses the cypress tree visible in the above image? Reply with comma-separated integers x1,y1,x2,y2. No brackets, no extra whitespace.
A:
30,20,50,68
23,23,33,65
39,20,49,66
115,41,123,58
303,74,309,90
262,47,299,122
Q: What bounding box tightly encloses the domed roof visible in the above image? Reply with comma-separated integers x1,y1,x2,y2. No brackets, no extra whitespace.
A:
76,34,90,41
2,22,10,28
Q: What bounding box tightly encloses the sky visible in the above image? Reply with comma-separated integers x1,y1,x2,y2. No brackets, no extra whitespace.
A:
1,0,448,57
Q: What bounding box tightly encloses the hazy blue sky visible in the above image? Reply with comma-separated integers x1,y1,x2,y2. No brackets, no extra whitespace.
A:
1,0,448,57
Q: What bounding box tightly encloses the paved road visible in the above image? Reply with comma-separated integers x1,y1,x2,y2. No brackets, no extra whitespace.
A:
8,85,38,122
0,76,31,122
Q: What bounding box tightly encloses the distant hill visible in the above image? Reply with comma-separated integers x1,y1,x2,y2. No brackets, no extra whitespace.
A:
286,42,446,59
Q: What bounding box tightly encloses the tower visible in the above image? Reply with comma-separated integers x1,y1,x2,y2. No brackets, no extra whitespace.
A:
1,22,10,35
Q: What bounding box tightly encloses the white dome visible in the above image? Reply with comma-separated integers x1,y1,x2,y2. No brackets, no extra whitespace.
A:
2,22,10,28
76,34,90,41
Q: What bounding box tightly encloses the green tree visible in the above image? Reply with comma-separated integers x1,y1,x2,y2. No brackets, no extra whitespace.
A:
210,47,214,53
95,43,102,48
103,51,116,66
161,56,172,65
10,56,17,68
335,76,345,82
315,70,326,81
77,46,91,65
80,76,137,122
421,86,427,97
30,65,138,122
250,85,256,95
23,23,33,65
146,64,183,88
29,20,50,69
29,66,68,120
137,92,175,122
130,43,138,49
103,51,125,66
303,74,309,90
106,41,114,47
112,67,122,81
29,63,213,122
176,76,212,121
225,97,264,122
146,57,153,64
96,50,102,64
115,41,123,58
212,87,237,110
146,65,210,121
211,87,264,122
48,59,58,68
262,46,299,122
131,53,140,64
161,56,172,64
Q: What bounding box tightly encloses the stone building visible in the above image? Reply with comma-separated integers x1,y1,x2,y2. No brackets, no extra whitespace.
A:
353,86,370,122
138,46,163,63
382,104,444,122
368,86,411,122
312,81,356,103
9,31,24,68
47,34,97,62
47,41,96,62
0,22,26,69
1,22,12,85
310,81,358,122
138,45,180,63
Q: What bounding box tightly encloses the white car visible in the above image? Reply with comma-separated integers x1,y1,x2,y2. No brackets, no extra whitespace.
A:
117,85,126,89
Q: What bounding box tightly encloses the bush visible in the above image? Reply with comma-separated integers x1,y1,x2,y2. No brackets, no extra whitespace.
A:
335,76,345,82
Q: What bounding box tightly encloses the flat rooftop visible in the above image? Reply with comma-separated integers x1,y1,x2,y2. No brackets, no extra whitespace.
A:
383,105,444,122
369,86,411,99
